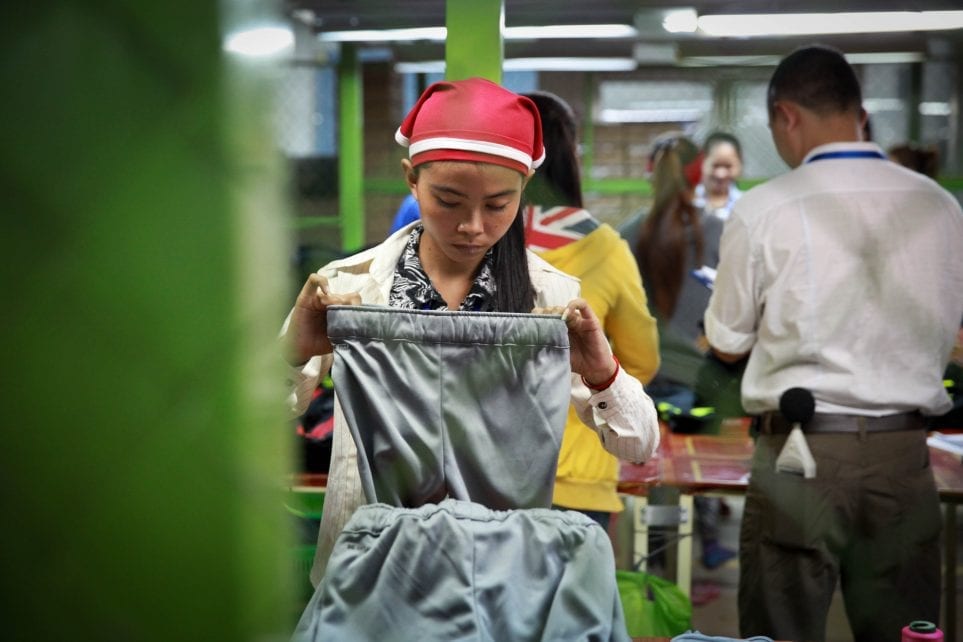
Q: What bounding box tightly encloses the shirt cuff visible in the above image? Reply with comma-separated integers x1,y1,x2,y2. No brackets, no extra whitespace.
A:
704,307,756,355
586,369,631,422
592,370,660,463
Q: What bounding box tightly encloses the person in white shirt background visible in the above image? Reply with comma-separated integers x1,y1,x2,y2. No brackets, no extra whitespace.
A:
705,44,963,642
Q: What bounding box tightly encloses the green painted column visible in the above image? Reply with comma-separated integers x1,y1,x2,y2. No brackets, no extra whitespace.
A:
0,3,292,640
446,0,504,82
338,44,365,252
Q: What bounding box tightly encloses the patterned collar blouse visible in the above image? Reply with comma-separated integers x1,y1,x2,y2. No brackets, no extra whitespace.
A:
387,225,497,312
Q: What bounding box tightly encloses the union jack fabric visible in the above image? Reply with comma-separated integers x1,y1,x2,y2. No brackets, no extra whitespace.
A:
523,205,599,253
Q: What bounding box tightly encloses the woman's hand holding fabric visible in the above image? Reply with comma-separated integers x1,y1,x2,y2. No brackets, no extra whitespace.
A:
534,298,617,384
287,273,361,365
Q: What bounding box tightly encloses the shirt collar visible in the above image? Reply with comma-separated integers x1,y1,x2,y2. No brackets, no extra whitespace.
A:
389,225,496,311
694,183,742,215
802,141,886,165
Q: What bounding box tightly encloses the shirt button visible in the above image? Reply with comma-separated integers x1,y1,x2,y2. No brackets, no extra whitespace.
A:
597,401,608,410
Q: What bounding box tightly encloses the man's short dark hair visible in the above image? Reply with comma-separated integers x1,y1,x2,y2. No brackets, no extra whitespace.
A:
767,44,862,117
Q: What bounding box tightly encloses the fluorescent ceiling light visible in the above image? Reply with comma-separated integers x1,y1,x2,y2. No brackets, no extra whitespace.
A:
697,11,963,37
505,57,636,71
319,27,446,42
662,9,698,34
504,24,637,39
681,51,926,67
224,26,294,57
396,57,637,74
321,24,636,43
919,102,951,116
863,98,904,112
680,55,782,67
394,61,446,74
845,52,926,64
598,108,704,123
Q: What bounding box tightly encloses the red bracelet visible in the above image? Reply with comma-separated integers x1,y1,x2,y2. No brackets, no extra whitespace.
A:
581,355,620,392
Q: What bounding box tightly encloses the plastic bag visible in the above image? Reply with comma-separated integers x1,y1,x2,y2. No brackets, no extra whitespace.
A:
616,569,692,637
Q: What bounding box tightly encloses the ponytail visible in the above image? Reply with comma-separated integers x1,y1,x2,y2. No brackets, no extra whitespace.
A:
491,205,535,312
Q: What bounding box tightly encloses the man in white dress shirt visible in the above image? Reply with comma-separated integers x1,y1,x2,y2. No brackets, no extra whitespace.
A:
705,44,963,642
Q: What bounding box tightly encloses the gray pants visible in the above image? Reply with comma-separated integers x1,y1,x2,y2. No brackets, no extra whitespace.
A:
739,429,941,642
294,500,630,642
297,306,629,641
328,305,572,509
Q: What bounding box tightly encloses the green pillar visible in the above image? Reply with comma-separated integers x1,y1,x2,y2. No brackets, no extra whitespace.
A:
446,0,504,82
338,44,365,252
0,4,292,640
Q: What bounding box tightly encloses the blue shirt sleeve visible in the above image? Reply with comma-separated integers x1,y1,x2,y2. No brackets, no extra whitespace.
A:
388,194,421,234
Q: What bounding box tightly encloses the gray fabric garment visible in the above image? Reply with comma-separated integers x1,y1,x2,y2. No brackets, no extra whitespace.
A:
327,305,572,510
672,632,772,642
293,499,631,642
295,306,630,641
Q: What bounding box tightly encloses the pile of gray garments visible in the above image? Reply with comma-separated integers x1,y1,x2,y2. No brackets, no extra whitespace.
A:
292,305,630,642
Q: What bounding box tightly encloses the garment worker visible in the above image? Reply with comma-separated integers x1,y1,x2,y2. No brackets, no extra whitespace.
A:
521,90,660,531
630,133,736,571
704,44,963,642
619,129,742,247
631,133,722,410
694,131,743,222
283,77,661,587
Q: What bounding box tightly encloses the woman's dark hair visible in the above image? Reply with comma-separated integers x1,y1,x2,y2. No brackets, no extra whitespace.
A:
703,131,743,160
492,204,535,312
767,44,862,118
521,91,583,208
635,134,703,320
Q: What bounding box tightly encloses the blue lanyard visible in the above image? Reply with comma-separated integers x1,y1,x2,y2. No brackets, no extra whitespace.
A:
806,150,886,163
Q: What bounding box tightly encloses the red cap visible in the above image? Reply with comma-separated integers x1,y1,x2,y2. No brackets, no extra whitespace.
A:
395,77,546,175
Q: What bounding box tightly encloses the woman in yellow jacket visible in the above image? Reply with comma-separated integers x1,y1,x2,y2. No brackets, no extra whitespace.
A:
522,91,660,529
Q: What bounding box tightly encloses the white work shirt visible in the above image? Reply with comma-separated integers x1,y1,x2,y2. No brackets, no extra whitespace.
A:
705,142,963,416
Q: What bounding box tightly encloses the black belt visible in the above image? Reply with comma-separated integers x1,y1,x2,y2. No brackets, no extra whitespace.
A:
756,411,925,435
